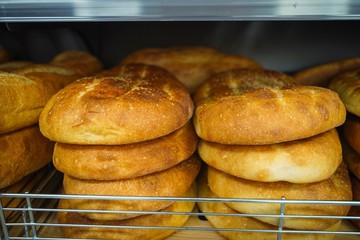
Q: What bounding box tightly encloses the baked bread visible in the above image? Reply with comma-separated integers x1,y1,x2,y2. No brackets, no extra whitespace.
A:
0,125,54,189
329,69,360,117
197,172,341,240
39,64,194,145
63,155,201,220
58,184,196,240
341,138,360,180
293,56,360,86
50,50,103,76
14,64,81,101
198,128,342,183
207,163,352,230
194,69,346,145
348,175,360,229
121,46,262,93
0,61,33,72
343,114,360,157
54,122,198,180
0,72,46,134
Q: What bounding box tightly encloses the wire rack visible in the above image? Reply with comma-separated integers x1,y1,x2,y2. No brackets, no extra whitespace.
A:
1,165,360,240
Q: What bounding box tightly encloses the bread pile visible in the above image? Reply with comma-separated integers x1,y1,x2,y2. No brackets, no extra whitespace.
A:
328,69,360,229
121,46,262,93
194,68,352,238
0,50,102,189
39,63,200,239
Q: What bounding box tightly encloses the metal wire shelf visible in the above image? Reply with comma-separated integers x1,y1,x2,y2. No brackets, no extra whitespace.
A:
0,166,359,240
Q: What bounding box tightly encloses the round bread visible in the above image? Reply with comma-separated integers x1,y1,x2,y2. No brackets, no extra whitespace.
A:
0,72,46,134
194,69,346,145
51,50,103,76
207,163,352,230
197,173,341,240
53,121,198,180
0,125,54,189
293,56,360,86
329,69,360,117
14,64,81,101
39,64,194,144
0,61,33,72
198,128,342,183
348,175,360,229
341,138,360,180
63,155,201,221
121,46,262,93
343,114,360,157
58,184,196,240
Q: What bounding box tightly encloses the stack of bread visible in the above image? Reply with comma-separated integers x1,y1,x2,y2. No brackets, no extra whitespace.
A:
121,46,262,93
328,69,360,229
39,63,201,239
0,50,102,189
194,68,352,239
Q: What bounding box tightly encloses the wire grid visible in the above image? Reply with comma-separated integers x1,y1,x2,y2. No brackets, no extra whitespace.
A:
1,192,360,240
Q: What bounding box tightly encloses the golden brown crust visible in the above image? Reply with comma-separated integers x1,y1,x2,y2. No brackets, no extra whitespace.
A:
14,64,82,101
39,64,194,145
329,69,360,117
198,129,342,183
194,69,346,144
53,122,198,180
293,56,360,86
0,72,46,133
63,155,201,220
50,50,103,76
0,125,54,189
343,114,360,157
342,137,360,180
121,46,262,93
0,61,33,72
197,172,341,240
58,184,196,240
207,163,352,230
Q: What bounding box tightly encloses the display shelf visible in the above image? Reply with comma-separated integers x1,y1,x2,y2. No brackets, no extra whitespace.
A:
1,0,360,22
1,166,360,240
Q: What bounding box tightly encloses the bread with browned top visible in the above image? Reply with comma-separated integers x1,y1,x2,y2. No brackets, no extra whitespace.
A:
40,64,194,144
121,46,262,93
194,69,346,144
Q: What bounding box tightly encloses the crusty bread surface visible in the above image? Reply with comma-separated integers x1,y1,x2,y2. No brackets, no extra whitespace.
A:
194,69,346,144
39,64,194,144
63,155,201,220
121,46,262,93
54,122,198,180
198,128,342,183
0,125,54,189
207,163,352,230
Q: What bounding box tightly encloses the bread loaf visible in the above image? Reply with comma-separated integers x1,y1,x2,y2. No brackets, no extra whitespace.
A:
197,172,341,240
58,184,196,240
0,72,46,133
40,64,194,144
54,122,198,180
0,61,32,72
121,46,262,93
207,163,352,230
194,69,346,144
329,69,360,117
198,129,342,183
0,125,54,189
63,155,201,220
50,50,103,76
342,138,360,180
293,56,360,86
